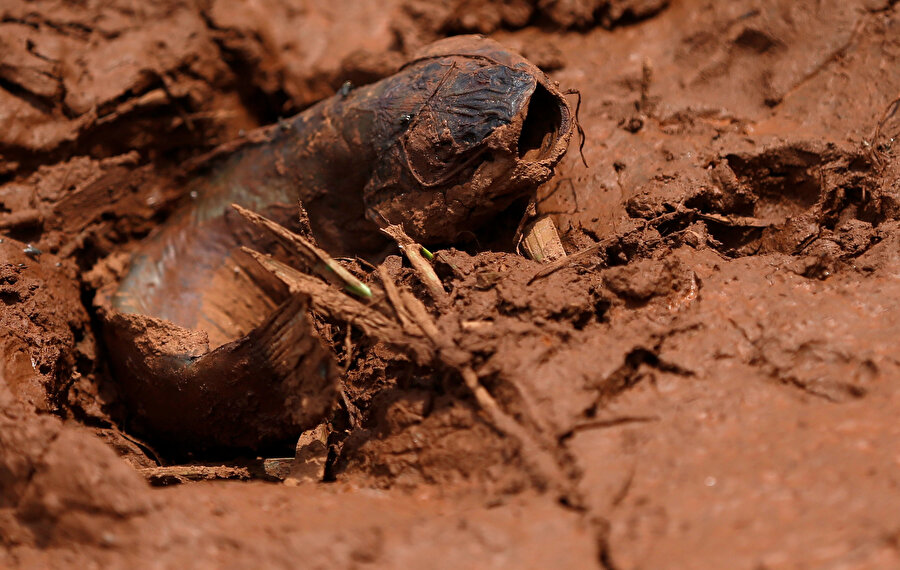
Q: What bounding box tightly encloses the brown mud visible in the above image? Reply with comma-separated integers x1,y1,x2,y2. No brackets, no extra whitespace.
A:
2,0,900,568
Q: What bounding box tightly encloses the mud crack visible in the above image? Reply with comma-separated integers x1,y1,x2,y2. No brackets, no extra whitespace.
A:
590,339,696,409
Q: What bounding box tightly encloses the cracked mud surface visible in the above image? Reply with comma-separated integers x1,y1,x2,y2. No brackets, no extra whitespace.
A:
3,0,900,568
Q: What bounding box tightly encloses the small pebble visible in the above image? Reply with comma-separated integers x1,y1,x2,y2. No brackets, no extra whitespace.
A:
24,244,42,258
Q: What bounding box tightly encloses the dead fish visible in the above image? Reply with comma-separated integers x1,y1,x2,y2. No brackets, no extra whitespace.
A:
98,35,575,453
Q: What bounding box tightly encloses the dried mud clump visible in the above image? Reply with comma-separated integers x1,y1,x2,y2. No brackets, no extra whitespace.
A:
538,0,670,29
0,239,91,412
0,0,251,177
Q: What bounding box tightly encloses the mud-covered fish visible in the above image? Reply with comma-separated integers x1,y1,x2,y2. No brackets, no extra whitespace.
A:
98,36,575,453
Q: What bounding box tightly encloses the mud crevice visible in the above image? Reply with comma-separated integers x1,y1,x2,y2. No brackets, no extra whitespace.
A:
591,344,695,406
0,75,57,115
725,149,825,216
593,517,621,570
197,9,293,125
728,318,871,403
1,15,95,40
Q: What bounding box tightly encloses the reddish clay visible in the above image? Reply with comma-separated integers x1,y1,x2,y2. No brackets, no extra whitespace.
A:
3,0,900,568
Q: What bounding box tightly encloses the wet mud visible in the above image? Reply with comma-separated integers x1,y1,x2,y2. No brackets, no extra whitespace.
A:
3,0,900,568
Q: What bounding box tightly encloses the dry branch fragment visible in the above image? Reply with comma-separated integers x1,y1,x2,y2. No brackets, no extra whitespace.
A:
139,465,252,486
528,240,610,284
695,212,769,228
233,204,372,299
243,248,434,363
380,223,447,301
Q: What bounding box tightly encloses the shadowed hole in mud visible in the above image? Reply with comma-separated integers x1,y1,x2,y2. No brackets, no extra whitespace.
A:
682,148,830,255
437,196,533,254
518,84,563,160
726,149,823,220
0,290,22,305
704,222,765,256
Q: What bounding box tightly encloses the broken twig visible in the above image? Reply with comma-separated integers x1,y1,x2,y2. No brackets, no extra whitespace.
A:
528,240,610,285
233,204,372,299
380,223,447,301
242,248,433,362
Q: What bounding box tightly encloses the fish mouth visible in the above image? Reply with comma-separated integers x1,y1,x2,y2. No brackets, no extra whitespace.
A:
517,82,568,162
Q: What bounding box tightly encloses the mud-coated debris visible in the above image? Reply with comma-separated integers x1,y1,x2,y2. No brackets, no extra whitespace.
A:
101,292,337,453
521,216,566,263
139,465,252,486
603,258,686,302
0,238,89,412
243,229,574,497
262,458,294,480
380,223,447,300
621,115,645,133
475,271,503,289
284,423,330,485
234,204,373,299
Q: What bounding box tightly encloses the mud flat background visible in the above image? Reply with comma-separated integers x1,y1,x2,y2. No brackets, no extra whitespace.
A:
2,0,900,568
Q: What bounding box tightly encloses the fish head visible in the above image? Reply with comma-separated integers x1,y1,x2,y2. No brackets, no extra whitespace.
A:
363,36,575,244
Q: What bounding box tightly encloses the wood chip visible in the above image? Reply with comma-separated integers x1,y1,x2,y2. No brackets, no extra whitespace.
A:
521,216,566,263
